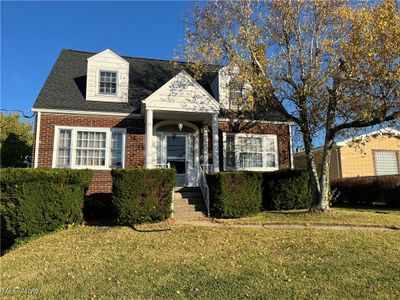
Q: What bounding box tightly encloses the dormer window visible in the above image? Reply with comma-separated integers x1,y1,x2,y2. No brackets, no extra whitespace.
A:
99,71,117,95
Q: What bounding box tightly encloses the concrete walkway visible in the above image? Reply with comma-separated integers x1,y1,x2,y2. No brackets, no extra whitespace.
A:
175,219,400,231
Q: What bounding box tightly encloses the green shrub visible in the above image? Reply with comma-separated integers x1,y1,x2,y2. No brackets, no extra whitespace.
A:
331,175,400,208
207,172,262,218
0,168,92,244
111,169,175,225
262,169,311,210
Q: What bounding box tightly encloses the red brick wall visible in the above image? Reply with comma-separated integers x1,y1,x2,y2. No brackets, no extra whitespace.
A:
86,170,113,195
34,113,291,194
218,121,292,170
36,113,145,168
35,113,145,195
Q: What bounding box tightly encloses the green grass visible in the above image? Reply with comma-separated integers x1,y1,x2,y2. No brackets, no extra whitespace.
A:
1,224,400,299
217,207,400,228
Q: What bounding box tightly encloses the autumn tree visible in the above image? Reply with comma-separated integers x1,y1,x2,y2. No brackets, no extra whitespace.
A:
0,113,33,167
179,0,400,211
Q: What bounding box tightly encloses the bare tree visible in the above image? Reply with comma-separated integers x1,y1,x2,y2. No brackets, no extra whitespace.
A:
179,0,400,211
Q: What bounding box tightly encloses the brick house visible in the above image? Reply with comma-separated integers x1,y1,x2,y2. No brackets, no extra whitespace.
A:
32,49,294,197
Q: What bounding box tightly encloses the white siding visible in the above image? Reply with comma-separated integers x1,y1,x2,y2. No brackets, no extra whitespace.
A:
86,49,129,102
144,71,219,113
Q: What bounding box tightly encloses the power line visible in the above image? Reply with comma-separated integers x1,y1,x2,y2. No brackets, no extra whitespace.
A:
0,109,35,119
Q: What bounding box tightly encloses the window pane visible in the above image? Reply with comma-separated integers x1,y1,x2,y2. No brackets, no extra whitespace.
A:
266,153,276,167
111,131,123,168
239,153,263,168
76,131,107,167
99,72,117,94
265,138,275,151
374,151,399,175
56,129,71,167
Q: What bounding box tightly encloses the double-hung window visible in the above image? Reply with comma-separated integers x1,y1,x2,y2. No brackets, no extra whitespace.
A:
223,133,278,171
374,151,399,175
54,127,125,169
99,71,117,95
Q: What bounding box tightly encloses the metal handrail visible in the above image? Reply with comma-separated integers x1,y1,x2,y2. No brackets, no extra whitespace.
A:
198,164,210,217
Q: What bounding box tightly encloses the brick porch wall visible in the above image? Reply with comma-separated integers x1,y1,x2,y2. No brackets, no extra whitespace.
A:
35,113,145,195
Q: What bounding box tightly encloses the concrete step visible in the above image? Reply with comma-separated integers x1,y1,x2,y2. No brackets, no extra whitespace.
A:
174,211,207,221
173,187,206,220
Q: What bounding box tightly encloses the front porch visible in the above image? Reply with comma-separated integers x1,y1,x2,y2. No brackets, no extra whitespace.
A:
142,70,221,188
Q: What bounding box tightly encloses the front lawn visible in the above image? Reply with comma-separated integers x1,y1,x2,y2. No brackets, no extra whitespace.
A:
1,225,400,299
217,207,400,228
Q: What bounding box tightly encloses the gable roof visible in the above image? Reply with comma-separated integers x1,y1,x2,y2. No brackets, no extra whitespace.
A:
32,49,220,114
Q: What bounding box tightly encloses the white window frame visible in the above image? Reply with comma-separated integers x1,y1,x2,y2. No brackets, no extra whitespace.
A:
222,132,279,171
98,70,118,96
373,150,399,176
52,126,126,170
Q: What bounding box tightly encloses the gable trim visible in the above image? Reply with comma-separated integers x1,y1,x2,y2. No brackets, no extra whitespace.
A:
142,70,220,112
87,48,129,64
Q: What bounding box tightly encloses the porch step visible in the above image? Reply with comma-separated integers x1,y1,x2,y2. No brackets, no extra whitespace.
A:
173,187,207,220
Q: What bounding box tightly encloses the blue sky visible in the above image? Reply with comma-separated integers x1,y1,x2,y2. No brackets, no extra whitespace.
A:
1,1,192,116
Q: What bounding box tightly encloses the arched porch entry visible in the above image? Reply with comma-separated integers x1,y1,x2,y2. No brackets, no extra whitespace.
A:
154,120,200,186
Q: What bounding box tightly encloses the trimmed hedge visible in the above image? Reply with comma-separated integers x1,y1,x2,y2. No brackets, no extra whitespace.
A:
111,169,175,225
207,169,311,217
331,175,400,208
1,168,92,244
207,172,263,218
263,169,311,210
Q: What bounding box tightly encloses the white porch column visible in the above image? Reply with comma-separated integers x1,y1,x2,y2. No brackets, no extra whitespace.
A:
202,124,209,171
145,109,153,168
212,114,219,172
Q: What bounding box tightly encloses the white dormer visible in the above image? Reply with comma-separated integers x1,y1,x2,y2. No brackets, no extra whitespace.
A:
86,49,129,102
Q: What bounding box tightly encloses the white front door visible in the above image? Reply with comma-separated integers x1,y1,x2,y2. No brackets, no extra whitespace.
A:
156,133,196,186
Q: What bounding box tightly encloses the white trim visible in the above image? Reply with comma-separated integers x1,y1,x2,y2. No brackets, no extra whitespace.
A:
222,132,279,172
212,113,220,172
336,127,400,146
218,118,294,125
154,120,199,133
34,111,41,168
145,109,154,168
289,125,294,169
31,108,142,118
52,125,126,170
87,49,129,64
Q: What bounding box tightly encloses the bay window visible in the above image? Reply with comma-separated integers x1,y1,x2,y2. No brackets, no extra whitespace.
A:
223,133,278,171
53,127,125,169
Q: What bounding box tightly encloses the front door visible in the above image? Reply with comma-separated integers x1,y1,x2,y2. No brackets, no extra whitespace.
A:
166,135,186,186
156,133,196,186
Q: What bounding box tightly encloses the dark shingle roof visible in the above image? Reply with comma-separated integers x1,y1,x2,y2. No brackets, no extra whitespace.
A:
33,49,289,122
33,49,220,114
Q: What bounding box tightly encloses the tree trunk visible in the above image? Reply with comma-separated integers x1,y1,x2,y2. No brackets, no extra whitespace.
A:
311,143,333,212
301,127,321,206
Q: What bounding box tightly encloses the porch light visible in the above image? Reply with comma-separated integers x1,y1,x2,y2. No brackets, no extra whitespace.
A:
178,122,183,131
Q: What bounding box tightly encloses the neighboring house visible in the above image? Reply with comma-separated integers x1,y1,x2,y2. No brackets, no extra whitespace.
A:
294,128,400,179
32,49,294,195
